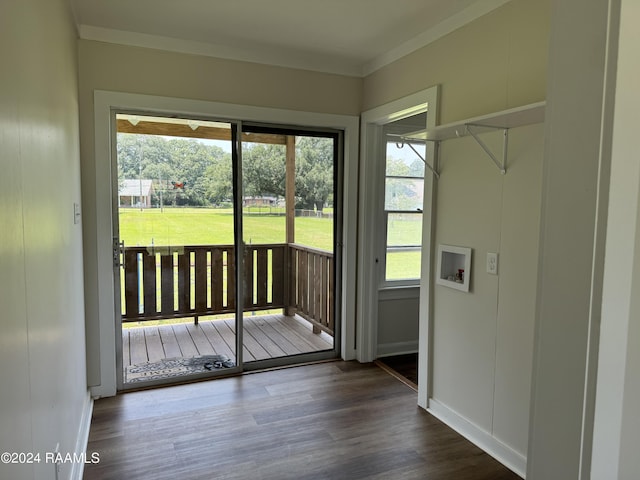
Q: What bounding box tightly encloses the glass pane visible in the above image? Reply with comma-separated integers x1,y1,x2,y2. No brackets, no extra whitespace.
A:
384,178,424,211
386,249,422,281
386,141,426,177
115,113,238,386
116,114,235,247
386,213,422,247
240,135,334,251
241,140,286,245
293,136,334,251
241,131,335,363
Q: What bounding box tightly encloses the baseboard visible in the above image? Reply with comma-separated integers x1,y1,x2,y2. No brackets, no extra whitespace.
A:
70,390,94,480
427,398,526,478
376,340,418,357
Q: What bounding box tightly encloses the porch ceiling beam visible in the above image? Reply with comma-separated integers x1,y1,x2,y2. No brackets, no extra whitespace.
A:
116,120,287,145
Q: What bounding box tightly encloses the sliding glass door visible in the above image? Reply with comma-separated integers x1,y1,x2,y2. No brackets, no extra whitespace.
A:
240,125,339,369
113,113,242,388
112,113,341,388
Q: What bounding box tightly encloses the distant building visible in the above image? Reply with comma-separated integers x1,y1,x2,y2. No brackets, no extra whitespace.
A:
243,195,278,207
119,179,154,207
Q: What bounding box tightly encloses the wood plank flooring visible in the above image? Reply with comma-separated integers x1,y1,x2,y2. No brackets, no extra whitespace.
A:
85,361,521,480
123,314,333,369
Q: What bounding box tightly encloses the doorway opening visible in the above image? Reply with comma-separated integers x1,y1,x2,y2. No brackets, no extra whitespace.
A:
358,86,439,409
112,113,340,388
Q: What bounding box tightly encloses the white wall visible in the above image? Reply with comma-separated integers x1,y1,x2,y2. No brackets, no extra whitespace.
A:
525,0,617,477
428,124,543,475
591,1,640,478
0,0,90,479
377,291,420,356
363,0,550,123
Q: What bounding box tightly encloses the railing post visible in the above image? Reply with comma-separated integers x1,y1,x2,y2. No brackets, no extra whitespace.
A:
284,244,297,316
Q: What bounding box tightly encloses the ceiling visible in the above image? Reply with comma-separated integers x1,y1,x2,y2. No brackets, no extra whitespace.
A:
70,0,509,77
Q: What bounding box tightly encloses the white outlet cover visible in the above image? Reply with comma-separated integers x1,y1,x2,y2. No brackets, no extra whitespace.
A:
487,252,498,275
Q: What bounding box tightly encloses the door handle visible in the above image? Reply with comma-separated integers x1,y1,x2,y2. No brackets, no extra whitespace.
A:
113,238,124,268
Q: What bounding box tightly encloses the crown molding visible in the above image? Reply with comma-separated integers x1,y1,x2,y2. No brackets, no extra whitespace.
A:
78,0,511,79
362,0,512,76
78,25,363,77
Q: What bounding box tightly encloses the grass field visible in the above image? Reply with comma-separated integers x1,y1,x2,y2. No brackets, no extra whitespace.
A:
118,207,421,279
119,207,333,251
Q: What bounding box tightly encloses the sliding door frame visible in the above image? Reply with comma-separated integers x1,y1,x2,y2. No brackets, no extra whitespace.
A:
90,91,358,397
110,111,246,391
240,122,344,371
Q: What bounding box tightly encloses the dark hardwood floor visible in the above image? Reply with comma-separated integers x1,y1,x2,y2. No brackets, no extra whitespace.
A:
84,361,520,480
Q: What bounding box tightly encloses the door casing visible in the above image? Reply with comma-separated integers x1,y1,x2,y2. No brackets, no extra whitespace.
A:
358,85,439,409
89,90,359,397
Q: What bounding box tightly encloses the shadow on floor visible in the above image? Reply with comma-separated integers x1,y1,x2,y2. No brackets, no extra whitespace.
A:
375,353,418,390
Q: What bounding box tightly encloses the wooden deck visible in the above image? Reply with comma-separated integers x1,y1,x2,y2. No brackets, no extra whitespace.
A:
123,313,333,370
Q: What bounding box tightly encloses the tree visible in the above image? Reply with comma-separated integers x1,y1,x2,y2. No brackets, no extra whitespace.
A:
116,133,231,207
115,133,337,211
241,143,286,198
295,136,334,212
203,158,233,205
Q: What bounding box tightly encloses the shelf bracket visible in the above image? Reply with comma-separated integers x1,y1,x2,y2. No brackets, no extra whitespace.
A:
395,139,440,179
465,124,508,175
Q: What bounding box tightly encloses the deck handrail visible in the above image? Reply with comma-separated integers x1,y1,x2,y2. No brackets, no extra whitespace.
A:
288,244,334,335
120,242,334,335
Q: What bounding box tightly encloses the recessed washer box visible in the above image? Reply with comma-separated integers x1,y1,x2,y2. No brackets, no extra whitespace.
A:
436,244,472,292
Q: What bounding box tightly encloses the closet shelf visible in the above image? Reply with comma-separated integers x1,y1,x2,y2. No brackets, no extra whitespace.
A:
400,101,545,175
404,101,546,142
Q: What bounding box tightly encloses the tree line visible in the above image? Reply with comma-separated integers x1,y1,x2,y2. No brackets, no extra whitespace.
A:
117,134,335,211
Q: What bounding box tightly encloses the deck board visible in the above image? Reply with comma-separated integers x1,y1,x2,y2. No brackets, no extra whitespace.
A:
243,318,288,358
273,315,328,353
171,324,200,357
199,321,234,358
122,314,333,378
129,328,148,365
185,323,215,355
158,325,182,358
278,315,333,350
223,318,255,362
250,316,301,356
238,318,272,361
212,319,240,359
145,327,165,362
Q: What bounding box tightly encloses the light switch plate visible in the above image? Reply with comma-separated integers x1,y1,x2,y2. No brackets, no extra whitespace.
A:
487,252,498,275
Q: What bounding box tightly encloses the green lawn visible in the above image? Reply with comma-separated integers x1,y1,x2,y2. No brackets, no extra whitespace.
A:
386,251,422,281
118,207,333,251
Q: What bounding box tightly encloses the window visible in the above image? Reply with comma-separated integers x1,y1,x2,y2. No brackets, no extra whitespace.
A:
382,123,426,283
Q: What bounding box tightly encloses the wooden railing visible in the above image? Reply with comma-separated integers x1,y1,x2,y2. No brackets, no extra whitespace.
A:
120,243,334,335
288,244,334,335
